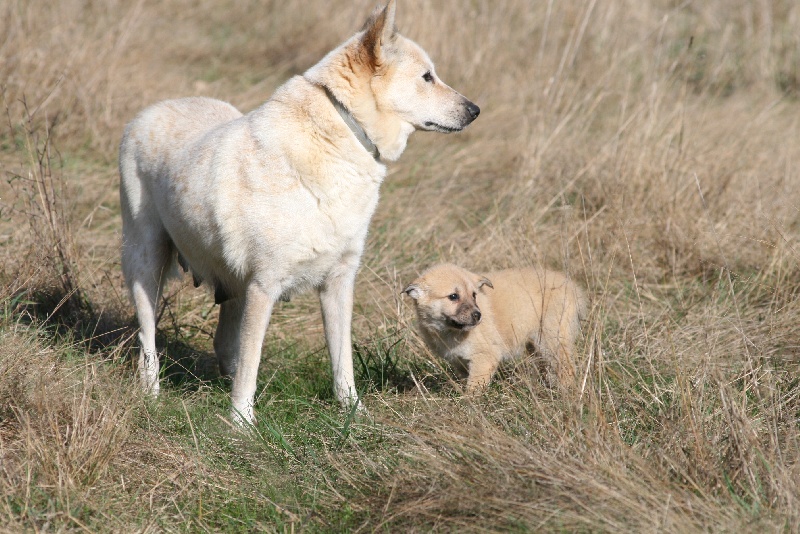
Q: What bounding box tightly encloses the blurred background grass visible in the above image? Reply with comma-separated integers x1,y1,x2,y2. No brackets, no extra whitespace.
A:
1,0,799,531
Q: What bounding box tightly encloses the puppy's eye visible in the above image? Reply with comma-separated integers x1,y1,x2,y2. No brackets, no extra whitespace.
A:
422,71,434,83
472,292,477,300
447,293,459,301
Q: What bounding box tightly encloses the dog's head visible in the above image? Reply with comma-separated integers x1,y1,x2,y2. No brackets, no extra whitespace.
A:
360,1,480,136
403,264,493,333
307,1,480,161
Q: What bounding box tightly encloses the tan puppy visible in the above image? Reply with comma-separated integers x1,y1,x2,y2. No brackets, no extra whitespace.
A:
404,264,585,392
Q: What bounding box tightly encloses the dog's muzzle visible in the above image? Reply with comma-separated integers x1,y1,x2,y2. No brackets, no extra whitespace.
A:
457,99,480,129
422,99,481,133
447,308,482,330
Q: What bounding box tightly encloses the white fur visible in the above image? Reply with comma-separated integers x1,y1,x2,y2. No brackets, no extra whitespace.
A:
119,1,479,424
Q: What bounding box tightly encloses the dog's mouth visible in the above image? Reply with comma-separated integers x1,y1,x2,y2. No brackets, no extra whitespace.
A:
423,121,463,133
446,317,478,331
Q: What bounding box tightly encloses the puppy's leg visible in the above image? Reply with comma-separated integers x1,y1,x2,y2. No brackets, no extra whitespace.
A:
319,259,360,409
230,284,278,426
215,297,245,377
539,299,580,391
534,334,577,390
553,341,577,390
465,354,500,394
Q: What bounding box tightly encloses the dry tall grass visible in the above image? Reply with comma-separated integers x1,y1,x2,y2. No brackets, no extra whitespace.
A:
2,0,800,531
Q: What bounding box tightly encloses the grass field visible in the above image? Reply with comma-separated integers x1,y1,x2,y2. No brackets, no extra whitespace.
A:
2,0,800,531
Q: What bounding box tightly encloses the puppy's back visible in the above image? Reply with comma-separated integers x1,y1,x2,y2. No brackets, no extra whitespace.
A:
484,268,584,351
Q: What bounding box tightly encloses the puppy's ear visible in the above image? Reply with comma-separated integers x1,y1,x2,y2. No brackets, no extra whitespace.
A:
360,0,397,70
476,276,493,291
403,283,422,300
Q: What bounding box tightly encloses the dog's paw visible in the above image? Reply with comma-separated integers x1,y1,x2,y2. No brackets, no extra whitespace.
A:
341,397,373,424
230,403,256,430
464,378,491,395
355,401,374,424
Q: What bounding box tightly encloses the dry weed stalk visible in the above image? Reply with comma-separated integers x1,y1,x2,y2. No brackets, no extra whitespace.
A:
0,83,97,332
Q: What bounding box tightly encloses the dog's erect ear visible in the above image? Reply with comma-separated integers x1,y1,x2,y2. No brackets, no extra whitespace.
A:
403,283,422,300
360,0,397,69
476,276,494,291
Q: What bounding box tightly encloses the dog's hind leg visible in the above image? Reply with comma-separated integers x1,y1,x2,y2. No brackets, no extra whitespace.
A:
121,231,174,397
214,297,244,377
120,145,177,397
537,297,580,392
319,259,361,410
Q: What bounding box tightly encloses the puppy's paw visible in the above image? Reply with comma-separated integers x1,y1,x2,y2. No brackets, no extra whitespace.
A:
464,372,494,395
464,382,489,395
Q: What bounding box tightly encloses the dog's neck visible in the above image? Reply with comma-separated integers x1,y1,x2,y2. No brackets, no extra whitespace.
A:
322,85,380,161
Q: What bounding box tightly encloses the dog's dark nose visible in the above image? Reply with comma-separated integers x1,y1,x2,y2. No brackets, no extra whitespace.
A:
466,101,480,120
472,310,481,323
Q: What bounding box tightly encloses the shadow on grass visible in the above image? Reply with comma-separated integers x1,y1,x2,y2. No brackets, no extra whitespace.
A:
353,334,456,396
7,285,134,353
6,285,226,390
7,285,455,401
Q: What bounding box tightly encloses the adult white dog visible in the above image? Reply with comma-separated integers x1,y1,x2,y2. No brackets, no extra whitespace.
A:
119,0,479,424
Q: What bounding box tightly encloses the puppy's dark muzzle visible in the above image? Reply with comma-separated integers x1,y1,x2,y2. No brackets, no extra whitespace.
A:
447,307,482,330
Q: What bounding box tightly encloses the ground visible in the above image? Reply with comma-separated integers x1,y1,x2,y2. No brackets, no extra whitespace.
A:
1,0,799,531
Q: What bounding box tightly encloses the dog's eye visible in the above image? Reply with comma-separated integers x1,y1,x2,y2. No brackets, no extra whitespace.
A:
472,292,477,300
422,71,434,83
448,293,459,301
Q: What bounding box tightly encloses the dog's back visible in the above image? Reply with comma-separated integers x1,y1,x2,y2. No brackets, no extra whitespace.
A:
120,97,242,178
119,97,243,255
485,268,585,387
119,97,244,289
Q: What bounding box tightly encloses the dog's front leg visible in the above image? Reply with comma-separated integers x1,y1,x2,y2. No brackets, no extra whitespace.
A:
230,284,277,425
465,353,501,394
215,298,245,377
319,260,360,409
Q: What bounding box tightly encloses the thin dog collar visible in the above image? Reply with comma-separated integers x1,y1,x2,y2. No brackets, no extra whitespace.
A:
322,85,380,161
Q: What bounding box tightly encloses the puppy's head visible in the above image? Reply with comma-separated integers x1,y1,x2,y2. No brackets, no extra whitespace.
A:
403,264,493,333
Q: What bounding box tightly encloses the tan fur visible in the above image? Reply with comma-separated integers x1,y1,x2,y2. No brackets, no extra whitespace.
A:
119,1,479,425
404,264,586,392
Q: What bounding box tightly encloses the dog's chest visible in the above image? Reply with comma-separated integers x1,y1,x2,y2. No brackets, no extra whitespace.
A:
431,323,511,364
227,152,383,276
